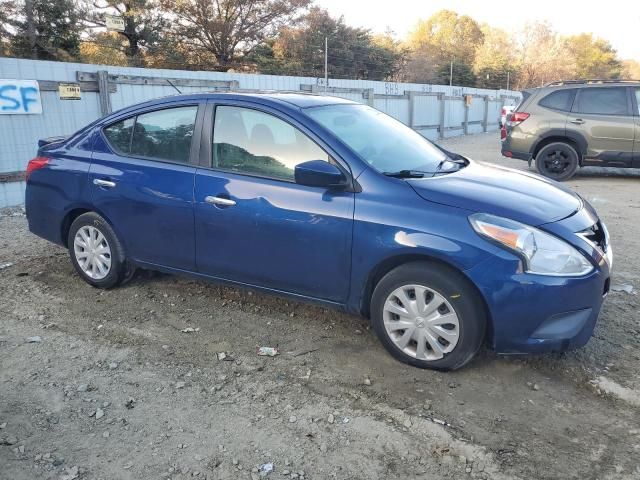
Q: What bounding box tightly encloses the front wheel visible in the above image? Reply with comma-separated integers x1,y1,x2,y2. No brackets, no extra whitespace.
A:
535,142,579,181
68,212,128,289
370,262,486,371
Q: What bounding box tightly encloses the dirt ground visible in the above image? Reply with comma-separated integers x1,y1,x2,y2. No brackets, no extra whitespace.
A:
1,132,639,480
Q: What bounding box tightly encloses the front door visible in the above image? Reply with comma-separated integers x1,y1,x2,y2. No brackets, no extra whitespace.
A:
568,86,635,167
89,102,202,270
194,102,355,303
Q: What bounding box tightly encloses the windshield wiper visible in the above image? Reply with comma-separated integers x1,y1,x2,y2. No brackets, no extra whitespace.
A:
383,170,426,178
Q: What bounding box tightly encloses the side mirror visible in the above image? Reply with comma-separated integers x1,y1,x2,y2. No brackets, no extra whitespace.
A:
294,160,348,189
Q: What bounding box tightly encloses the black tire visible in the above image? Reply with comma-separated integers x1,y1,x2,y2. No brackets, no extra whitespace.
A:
370,261,486,371
535,142,579,181
67,212,127,289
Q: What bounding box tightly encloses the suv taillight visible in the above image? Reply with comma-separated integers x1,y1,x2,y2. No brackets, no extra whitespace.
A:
508,112,530,126
26,157,50,181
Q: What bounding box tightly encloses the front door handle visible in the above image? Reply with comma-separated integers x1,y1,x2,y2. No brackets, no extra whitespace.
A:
205,195,236,207
93,178,116,188
570,118,585,125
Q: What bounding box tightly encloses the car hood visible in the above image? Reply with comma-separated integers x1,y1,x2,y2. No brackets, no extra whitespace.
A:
406,161,582,226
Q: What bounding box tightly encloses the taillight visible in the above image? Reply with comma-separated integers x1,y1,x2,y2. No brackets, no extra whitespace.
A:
509,112,530,126
500,126,507,140
26,156,50,181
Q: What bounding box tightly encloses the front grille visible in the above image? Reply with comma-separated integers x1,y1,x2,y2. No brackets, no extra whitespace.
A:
579,221,607,252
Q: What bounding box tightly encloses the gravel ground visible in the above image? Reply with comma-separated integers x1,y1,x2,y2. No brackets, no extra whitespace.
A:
1,132,639,480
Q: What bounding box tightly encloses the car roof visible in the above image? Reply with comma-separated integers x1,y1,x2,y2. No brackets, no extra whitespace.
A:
105,91,358,123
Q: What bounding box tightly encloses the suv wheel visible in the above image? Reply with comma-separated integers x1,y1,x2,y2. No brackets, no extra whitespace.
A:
370,261,486,371
535,142,579,181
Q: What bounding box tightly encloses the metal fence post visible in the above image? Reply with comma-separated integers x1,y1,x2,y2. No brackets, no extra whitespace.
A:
463,97,469,135
408,91,416,128
97,70,112,116
366,88,375,107
483,95,489,132
438,93,445,140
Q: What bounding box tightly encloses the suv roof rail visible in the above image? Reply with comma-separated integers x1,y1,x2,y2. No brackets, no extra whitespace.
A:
545,79,640,86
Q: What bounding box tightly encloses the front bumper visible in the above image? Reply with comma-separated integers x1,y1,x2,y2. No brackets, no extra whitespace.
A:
464,206,612,354
466,250,610,353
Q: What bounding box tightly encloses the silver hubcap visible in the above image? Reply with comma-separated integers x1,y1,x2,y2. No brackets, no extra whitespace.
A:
383,284,460,361
73,225,112,280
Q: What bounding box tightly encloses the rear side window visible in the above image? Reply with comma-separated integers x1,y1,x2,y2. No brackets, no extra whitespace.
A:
635,88,640,115
573,87,629,116
131,106,198,163
102,105,198,163
104,117,134,153
539,89,575,111
212,106,329,181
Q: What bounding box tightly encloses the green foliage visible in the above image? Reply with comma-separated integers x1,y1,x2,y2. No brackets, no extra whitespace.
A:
0,2,634,90
250,7,403,80
564,33,622,79
434,60,476,87
6,0,81,61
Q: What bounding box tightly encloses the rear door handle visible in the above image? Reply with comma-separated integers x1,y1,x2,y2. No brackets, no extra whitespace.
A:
570,118,585,125
93,178,116,188
205,195,236,207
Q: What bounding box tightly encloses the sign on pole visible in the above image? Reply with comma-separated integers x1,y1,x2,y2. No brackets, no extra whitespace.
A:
105,14,125,32
0,79,42,114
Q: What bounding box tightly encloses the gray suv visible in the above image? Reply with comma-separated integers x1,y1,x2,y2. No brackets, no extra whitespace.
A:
501,80,640,180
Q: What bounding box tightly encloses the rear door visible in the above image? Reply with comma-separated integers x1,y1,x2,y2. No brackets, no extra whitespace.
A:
193,101,355,302
568,86,635,166
89,101,203,270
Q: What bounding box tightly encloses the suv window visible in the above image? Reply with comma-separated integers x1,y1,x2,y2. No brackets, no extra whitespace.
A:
635,88,640,115
213,106,329,181
130,106,198,163
573,87,629,116
539,89,575,111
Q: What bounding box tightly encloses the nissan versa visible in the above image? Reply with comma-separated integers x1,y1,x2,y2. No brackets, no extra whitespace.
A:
25,93,612,370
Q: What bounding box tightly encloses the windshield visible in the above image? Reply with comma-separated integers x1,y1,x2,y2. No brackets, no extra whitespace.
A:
305,103,448,174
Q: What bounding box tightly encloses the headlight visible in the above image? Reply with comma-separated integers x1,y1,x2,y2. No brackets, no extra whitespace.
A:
469,213,594,276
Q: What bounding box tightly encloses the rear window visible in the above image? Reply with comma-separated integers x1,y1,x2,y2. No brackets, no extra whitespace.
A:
573,87,629,116
539,89,575,111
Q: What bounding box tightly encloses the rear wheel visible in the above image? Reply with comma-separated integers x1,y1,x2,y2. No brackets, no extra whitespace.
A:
535,142,579,181
68,212,127,289
370,261,486,371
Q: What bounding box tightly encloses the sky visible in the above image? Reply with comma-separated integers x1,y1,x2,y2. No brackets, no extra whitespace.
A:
320,0,640,61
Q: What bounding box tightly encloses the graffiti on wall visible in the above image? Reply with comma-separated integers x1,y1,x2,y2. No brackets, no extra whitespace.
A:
0,80,42,114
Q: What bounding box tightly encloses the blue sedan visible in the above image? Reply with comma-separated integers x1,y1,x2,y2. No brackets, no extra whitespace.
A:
25,93,612,370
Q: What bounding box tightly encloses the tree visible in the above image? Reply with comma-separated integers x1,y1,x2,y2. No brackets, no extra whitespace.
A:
434,60,476,87
163,0,312,71
564,33,622,79
622,59,640,80
473,26,517,89
6,0,81,61
0,1,18,56
82,0,168,67
513,22,575,89
252,8,403,80
80,32,129,66
404,10,483,84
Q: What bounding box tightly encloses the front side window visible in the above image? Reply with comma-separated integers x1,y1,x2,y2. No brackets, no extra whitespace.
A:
213,106,329,181
305,104,448,174
573,87,629,116
539,89,575,111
